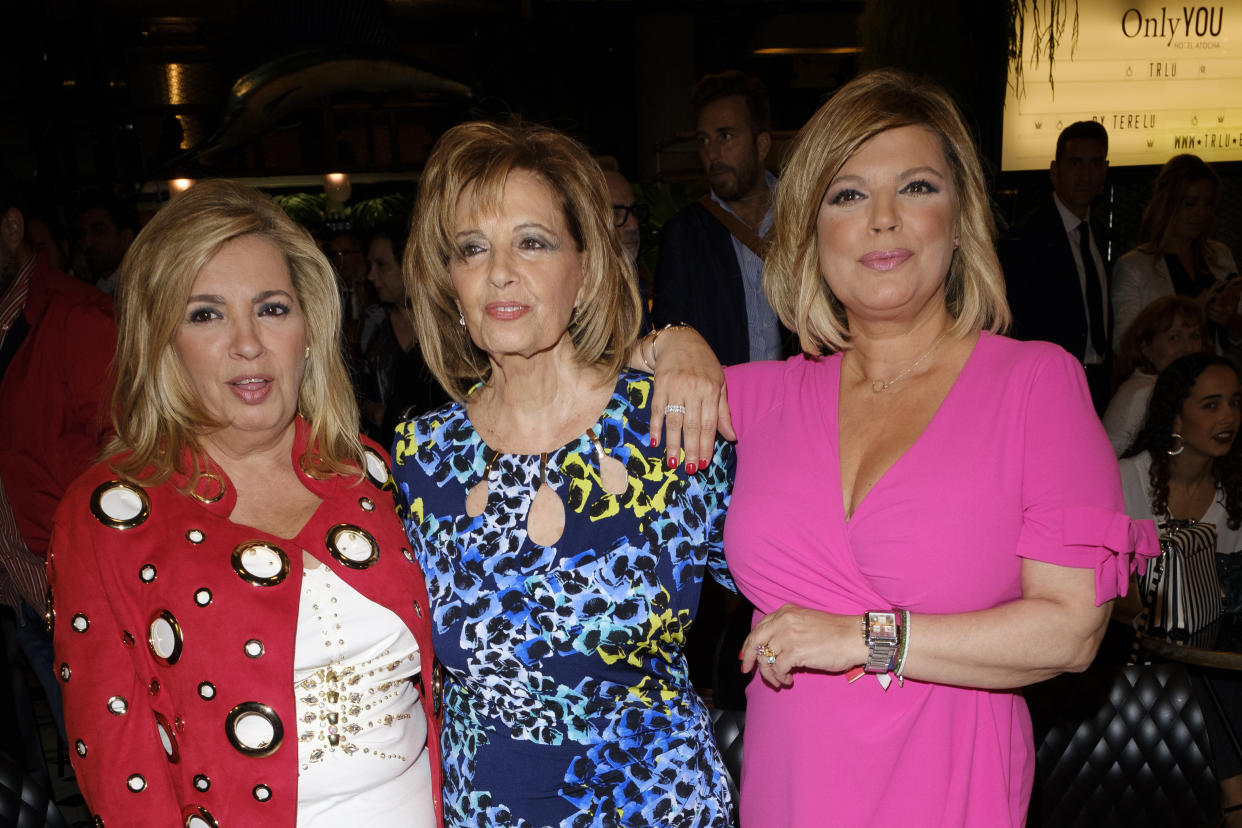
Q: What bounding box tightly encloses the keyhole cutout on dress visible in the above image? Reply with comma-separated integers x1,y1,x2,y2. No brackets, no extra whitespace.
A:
526,453,566,546
464,427,625,546
590,428,628,496
465,450,498,518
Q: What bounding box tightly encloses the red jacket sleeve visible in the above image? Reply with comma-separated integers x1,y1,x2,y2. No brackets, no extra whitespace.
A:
49,502,180,825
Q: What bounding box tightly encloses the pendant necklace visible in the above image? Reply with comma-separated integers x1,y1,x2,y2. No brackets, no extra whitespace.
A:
862,329,949,394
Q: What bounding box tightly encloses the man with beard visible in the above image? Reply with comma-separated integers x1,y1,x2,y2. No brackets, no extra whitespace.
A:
73,193,137,295
652,70,786,365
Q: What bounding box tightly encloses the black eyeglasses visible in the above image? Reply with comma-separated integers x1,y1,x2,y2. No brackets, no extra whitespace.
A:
611,203,648,227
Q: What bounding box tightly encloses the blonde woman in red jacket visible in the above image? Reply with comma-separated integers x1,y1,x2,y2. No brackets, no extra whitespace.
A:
48,180,442,828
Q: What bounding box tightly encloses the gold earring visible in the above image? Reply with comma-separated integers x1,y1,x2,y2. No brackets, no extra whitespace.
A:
304,345,311,359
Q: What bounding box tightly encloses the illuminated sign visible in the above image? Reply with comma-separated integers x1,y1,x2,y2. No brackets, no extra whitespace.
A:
1002,2,1240,169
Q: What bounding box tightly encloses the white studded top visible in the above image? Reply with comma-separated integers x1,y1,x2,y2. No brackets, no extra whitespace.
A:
293,564,433,827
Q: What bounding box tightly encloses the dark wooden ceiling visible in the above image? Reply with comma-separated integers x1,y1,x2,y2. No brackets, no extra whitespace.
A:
1,0,866,196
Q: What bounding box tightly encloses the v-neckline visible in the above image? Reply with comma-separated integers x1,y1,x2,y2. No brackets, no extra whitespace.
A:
837,332,984,524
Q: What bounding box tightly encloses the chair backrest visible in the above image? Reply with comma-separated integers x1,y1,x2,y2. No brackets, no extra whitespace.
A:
1026,662,1218,827
0,751,67,828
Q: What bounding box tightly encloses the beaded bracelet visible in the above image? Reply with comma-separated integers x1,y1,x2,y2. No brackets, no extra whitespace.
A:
894,609,911,686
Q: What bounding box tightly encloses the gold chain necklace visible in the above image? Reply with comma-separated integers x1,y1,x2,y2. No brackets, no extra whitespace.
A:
859,330,949,394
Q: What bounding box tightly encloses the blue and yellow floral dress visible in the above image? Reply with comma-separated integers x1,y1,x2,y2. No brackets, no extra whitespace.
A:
392,370,735,828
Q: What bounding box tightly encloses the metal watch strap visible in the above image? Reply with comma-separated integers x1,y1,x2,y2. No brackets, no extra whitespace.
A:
862,610,900,674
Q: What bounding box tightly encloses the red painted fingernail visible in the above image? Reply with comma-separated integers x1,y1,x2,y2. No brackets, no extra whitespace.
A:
686,462,697,475
649,436,658,447
738,649,745,660
698,460,708,473
667,456,677,469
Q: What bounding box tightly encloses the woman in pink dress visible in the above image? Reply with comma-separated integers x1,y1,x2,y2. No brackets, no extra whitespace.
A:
723,70,1159,826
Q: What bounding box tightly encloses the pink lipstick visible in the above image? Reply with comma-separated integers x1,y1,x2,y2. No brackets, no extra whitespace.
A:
486,302,531,320
229,376,272,404
859,249,912,271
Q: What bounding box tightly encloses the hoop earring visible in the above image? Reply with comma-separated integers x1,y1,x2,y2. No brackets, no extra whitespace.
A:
1167,433,1185,456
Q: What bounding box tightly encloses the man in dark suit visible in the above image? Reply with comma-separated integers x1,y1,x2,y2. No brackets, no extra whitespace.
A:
1001,120,1112,412
652,71,788,365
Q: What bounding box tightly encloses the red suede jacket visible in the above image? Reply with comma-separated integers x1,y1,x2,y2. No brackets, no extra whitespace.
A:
48,424,444,826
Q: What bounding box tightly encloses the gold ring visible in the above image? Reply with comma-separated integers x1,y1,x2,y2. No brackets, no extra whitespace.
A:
757,644,776,664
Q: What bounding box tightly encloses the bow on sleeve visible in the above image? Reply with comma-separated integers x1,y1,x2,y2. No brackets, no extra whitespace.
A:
1059,506,1160,605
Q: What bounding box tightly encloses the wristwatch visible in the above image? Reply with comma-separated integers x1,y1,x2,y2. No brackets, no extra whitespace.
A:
861,610,900,674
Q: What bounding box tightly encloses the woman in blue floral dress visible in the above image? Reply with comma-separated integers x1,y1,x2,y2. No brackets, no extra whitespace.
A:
391,121,735,828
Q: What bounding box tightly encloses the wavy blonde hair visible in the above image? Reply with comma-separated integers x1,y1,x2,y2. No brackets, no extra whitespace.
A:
1137,154,1221,270
107,179,362,488
766,69,1010,353
404,120,642,400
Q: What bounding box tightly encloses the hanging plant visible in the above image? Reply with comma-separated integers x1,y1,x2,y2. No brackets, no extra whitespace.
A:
272,192,327,226
349,192,414,233
1008,0,1079,96
271,191,413,235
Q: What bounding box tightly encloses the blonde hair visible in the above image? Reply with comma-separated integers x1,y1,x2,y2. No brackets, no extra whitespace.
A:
766,69,1010,353
404,120,642,400
1137,154,1220,269
107,179,363,488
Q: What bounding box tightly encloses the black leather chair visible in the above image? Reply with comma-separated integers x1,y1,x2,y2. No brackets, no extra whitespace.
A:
710,708,744,826
0,751,66,828
1026,662,1218,827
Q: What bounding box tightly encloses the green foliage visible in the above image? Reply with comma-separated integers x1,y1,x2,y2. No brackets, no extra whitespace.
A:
271,192,327,226
350,192,414,233
271,191,414,234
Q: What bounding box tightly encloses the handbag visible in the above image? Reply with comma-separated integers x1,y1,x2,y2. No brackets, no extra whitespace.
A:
1137,519,1224,638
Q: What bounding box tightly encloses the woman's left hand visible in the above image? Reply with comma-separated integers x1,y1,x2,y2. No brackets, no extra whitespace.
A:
740,604,866,688
645,327,735,471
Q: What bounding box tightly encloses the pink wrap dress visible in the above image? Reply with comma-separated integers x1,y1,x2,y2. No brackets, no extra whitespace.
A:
723,333,1157,826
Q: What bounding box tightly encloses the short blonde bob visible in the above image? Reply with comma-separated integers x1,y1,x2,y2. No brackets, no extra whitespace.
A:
405,120,642,400
107,179,362,489
766,69,1010,353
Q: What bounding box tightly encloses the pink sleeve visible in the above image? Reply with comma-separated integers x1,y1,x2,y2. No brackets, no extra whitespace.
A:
1012,348,1160,604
